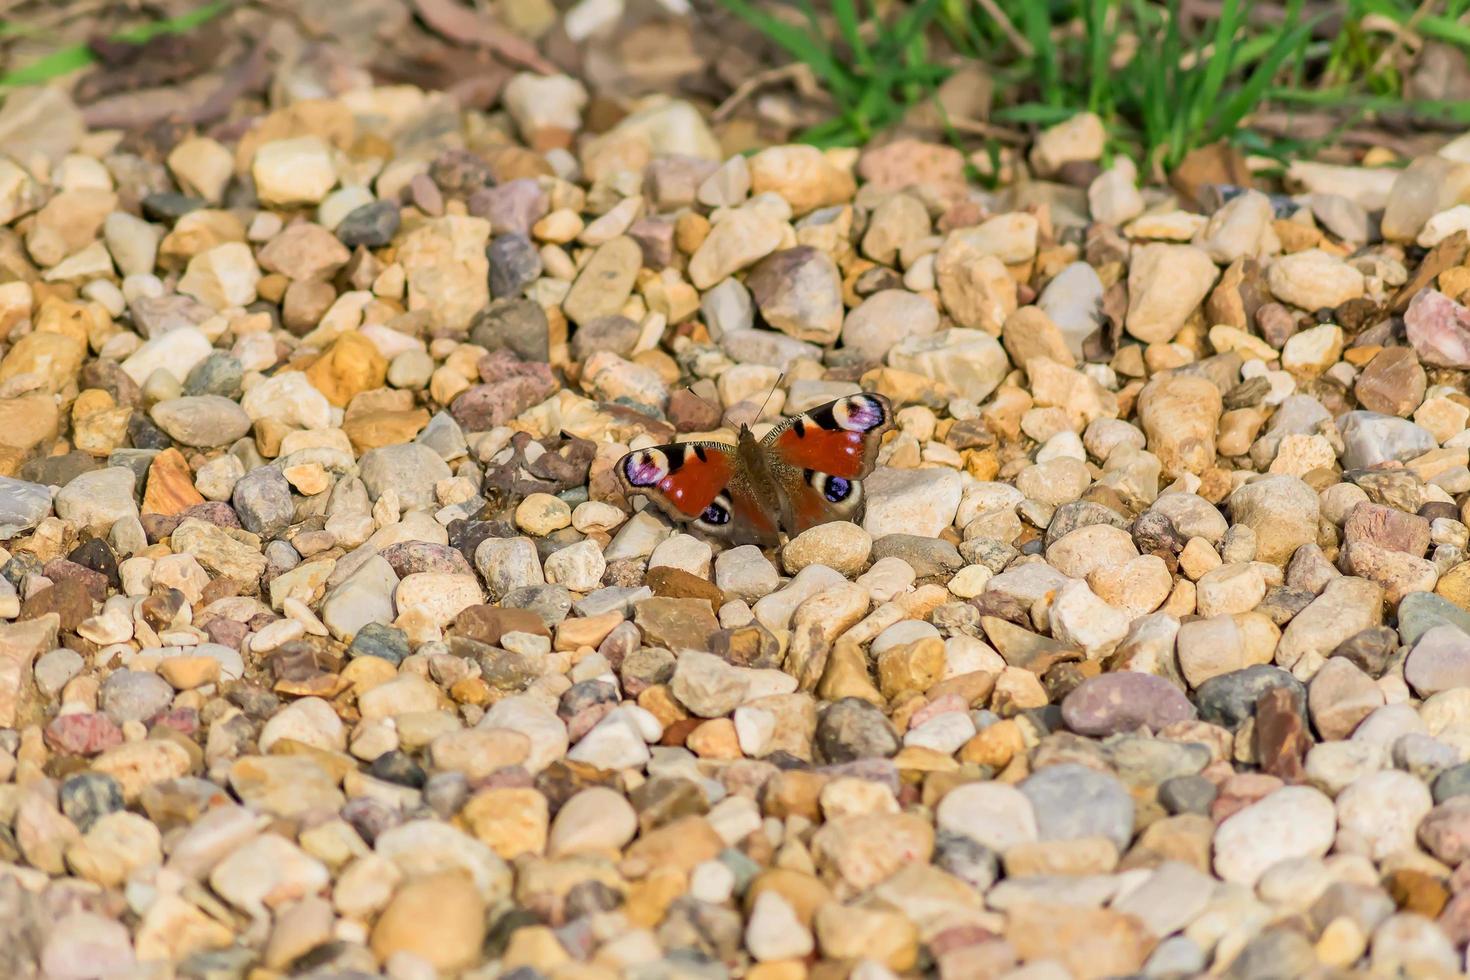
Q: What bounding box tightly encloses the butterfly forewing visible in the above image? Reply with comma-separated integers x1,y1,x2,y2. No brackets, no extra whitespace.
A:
763,393,892,477
617,441,734,518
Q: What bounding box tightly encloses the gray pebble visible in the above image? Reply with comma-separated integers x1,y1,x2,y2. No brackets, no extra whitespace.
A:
232,467,295,538
336,200,400,248
100,669,173,724
1020,763,1135,850
0,476,53,538
34,648,84,698
358,444,453,513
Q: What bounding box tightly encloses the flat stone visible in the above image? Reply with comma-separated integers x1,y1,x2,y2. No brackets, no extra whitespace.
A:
1061,672,1196,736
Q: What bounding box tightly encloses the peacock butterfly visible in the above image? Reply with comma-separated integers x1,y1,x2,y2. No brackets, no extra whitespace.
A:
616,392,894,547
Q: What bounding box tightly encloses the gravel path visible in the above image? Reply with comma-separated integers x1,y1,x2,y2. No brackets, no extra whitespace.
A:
4,45,1470,980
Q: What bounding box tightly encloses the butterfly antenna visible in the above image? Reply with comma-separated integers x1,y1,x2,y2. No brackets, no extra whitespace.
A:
684,385,720,414
755,373,786,420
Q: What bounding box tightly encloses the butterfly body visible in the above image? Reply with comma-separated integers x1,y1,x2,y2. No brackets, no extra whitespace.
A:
617,393,893,547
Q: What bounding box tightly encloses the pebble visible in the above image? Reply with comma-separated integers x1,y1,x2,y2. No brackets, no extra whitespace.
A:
253,137,337,206
1125,244,1218,343
936,781,1037,853
1021,764,1134,850
1268,249,1366,310
783,521,871,575
1061,672,1196,735
863,466,962,538
1213,786,1336,885
1406,287,1470,369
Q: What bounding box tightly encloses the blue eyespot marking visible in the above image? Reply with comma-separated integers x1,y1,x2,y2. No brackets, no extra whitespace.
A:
842,395,886,430
623,450,668,487
701,502,731,524
824,476,852,502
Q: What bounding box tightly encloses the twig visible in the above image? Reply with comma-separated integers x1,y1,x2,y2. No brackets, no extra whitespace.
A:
1180,0,1343,35
712,61,821,122
1368,0,1434,77
1334,128,1421,157
410,0,555,74
945,116,1030,145
80,34,268,130
177,34,269,125
974,0,1033,58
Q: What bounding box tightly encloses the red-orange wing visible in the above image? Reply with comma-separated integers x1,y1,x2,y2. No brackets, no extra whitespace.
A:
617,441,734,518
765,393,893,479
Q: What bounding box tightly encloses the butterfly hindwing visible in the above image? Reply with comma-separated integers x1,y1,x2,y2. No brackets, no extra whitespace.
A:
764,393,892,534
723,483,781,545
769,459,866,534
763,392,893,478
617,439,780,543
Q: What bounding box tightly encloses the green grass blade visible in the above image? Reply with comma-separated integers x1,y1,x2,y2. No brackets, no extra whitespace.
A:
889,0,944,51
113,0,229,44
1205,0,1314,144
1,0,230,89
831,0,872,68
0,45,97,88
1084,0,1113,114
720,0,858,101
1190,0,1241,137
1415,13,1470,48
1018,0,1060,104
991,101,1079,124
799,114,862,147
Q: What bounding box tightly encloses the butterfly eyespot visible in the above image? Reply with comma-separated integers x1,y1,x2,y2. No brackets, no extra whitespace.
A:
823,476,853,503
622,449,670,488
835,394,887,431
699,501,732,525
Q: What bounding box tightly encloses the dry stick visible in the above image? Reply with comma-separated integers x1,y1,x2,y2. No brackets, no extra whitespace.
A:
411,0,556,74
1368,0,1435,79
79,35,269,130
180,35,271,126
974,0,1034,59
712,61,823,122
946,117,1030,145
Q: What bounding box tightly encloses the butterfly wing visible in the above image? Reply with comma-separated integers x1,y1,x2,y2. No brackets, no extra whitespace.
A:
617,440,776,543
762,393,893,534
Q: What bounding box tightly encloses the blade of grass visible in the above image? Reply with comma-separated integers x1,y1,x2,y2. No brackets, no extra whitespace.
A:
991,101,1080,125
1189,0,1242,139
721,0,860,102
832,0,873,69
1163,1,1190,168
0,0,229,89
1083,0,1113,114
1204,0,1314,144
113,0,229,44
0,44,97,88
890,0,944,48
1018,0,1061,104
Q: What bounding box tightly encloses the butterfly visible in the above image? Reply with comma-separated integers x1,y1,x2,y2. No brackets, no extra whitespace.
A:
616,392,894,547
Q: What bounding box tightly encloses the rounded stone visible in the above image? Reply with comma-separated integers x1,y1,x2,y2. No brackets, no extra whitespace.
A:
99,669,173,724
1019,763,1135,851
1213,786,1336,885
782,521,872,576
1061,672,1197,737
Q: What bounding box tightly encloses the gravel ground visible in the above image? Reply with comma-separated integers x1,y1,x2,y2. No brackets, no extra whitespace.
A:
8,22,1470,980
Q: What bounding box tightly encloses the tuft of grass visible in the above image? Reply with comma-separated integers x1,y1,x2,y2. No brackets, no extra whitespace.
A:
722,0,1470,175
718,0,950,147
976,0,1324,173
0,0,230,90
1128,0,1318,172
